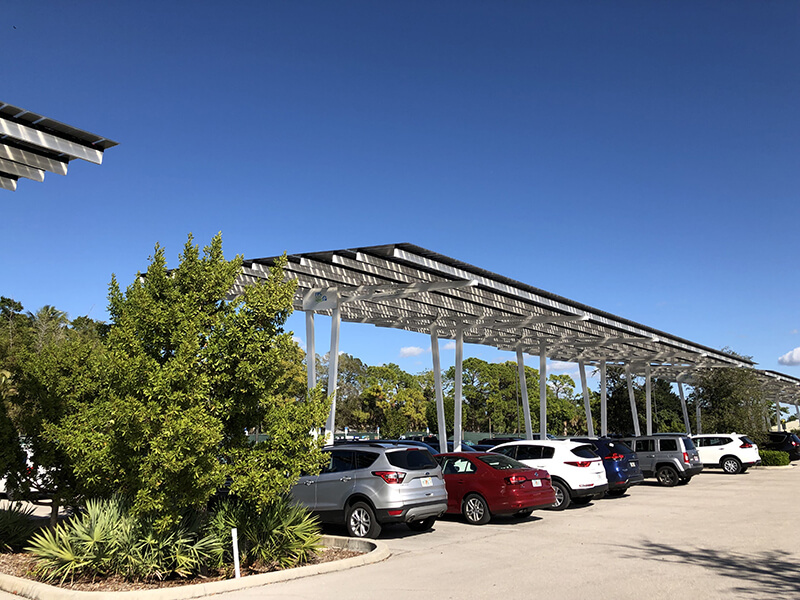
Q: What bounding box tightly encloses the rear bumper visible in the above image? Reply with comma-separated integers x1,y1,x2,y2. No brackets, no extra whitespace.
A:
491,488,558,515
683,465,704,478
572,483,608,498
376,499,448,524
608,473,644,489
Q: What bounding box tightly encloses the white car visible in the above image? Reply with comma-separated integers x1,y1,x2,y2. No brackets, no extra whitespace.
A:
491,440,608,510
691,433,760,474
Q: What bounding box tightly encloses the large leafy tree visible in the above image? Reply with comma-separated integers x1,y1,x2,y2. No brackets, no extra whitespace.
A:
50,234,328,526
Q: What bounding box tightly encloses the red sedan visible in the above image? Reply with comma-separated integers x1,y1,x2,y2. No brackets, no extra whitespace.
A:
436,452,556,525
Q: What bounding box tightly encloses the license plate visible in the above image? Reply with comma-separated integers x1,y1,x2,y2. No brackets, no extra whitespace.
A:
531,479,542,487
420,477,433,487
630,461,637,467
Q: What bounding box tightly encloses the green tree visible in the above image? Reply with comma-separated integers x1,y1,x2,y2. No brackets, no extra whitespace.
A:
50,234,329,527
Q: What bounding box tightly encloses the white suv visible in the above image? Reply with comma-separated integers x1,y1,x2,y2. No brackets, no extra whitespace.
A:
691,434,760,474
491,440,608,510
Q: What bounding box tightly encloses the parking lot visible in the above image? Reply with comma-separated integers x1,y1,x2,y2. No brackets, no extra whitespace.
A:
217,466,800,600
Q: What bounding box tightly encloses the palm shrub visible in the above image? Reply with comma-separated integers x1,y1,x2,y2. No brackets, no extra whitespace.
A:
26,497,221,583
0,502,38,552
208,496,321,570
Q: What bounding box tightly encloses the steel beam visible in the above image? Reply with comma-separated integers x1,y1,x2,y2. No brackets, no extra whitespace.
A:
517,348,533,440
626,364,641,437
0,117,104,164
579,360,594,437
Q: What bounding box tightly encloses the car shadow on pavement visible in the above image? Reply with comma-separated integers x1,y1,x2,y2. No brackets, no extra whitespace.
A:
619,540,800,597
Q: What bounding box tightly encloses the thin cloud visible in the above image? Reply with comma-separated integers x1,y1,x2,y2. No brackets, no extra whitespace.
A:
400,346,426,358
443,341,456,350
292,335,305,349
792,329,799,335
778,347,800,366
549,361,575,371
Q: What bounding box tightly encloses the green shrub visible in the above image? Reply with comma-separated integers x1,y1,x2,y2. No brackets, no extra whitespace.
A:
759,449,790,466
0,502,38,552
26,497,221,583
207,496,321,570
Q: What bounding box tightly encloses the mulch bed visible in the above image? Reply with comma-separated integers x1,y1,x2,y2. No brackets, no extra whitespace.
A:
0,547,363,592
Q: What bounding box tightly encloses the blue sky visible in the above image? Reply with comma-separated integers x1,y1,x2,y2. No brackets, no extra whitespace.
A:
1,1,798,388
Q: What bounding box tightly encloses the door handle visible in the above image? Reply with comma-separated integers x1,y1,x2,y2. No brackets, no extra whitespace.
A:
340,476,352,482
303,480,315,486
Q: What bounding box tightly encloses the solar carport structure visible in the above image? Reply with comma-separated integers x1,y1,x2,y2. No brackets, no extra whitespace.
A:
0,102,117,192
232,243,800,453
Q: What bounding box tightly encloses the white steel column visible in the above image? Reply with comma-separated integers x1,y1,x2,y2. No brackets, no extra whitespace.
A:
324,305,341,438
516,348,533,440
539,342,548,439
626,364,641,437
453,327,464,452
431,326,448,455
696,404,702,435
776,400,783,431
678,382,691,435
305,312,316,393
600,360,608,437
645,364,653,435
796,404,800,423
579,360,594,437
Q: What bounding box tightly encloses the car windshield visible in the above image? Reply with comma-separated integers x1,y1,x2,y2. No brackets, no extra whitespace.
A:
477,454,531,471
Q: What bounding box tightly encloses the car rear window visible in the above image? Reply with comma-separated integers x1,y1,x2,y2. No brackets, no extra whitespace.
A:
386,449,438,470
681,437,696,451
606,441,634,455
478,454,530,470
740,436,755,445
571,446,598,459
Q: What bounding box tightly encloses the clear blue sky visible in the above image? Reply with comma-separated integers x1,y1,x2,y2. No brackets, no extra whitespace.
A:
2,1,798,386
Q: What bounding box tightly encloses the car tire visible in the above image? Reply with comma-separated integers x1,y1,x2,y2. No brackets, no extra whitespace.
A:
722,456,742,475
548,480,571,510
407,516,436,532
740,466,749,473
656,466,679,487
346,502,382,538
677,477,691,485
462,493,491,525
514,508,534,518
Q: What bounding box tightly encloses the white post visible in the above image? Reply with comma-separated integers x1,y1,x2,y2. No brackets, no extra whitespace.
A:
600,360,607,437
231,528,241,578
678,382,691,434
516,348,533,440
776,400,782,431
454,326,464,452
539,342,547,440
325,304,341,440
305,311,316,392
431,326,447,455
696,403,702,435
645,363,653,435
626,364,641,437
579,360,594,437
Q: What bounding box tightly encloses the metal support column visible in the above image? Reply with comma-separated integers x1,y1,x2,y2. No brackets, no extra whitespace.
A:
776,400,783,431
579,360,594,437
516,348,534,440
539,343,548,439
600,360,608,437
696,404,702,435
431,326,447,455
305,311,316,393
626,364,641,437
645,364,653,435
454,327,464,452
678,382,691,435
324,305,341,440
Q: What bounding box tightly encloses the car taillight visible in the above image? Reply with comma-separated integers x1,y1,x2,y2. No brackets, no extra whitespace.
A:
793,441,799,447
372,471,407,484
740,442,753,448
683,452,690,464
565,461,592,467
604,453,625,461
505,475,527,485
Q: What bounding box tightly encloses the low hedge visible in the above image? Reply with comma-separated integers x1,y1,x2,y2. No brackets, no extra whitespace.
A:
759,449,790,466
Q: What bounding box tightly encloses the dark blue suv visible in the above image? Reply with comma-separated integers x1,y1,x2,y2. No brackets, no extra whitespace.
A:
568,438,644,497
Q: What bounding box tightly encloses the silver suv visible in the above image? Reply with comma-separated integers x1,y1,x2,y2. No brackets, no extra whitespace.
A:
622,434,703,486
291,443,448,538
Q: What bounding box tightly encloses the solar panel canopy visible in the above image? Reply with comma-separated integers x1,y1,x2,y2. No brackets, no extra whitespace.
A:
0,102,117,192
232,243,798,404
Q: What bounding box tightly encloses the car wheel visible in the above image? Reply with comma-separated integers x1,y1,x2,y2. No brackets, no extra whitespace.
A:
656,466,679,487
346,502,382,538
462,493,491,525
722,456,742,475
548,480,571,510
407,516,436,532
740,466,749,473
515,508,534,518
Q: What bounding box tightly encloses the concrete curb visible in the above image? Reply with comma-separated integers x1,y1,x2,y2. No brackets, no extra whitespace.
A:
0,535,390,600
